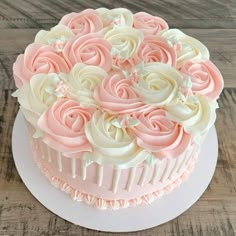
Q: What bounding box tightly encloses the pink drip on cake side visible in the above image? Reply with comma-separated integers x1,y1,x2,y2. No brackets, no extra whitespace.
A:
32,143,198,209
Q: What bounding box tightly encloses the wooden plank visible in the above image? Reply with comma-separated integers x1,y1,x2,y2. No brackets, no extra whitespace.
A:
0,0,236,29
0,192,235,235
0,55,18,90
0,29,38,55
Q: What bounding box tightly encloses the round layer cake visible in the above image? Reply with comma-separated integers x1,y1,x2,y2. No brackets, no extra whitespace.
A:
12,8,223,210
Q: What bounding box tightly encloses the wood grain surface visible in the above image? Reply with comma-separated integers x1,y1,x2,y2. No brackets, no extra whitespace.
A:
0,0,235,235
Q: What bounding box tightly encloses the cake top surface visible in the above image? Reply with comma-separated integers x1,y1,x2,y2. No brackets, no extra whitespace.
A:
12,8,223,168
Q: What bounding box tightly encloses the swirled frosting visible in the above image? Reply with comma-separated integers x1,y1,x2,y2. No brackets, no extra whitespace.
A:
180,60,223,100
12,8,223,169
38,99,94,157
35,25,74,52
13,43,70,88
105,26,143,62
94,72,147,114
63,33,112,71
161,29,209,68
138,35,176,66
133,12,168,35
62,63,107,107
84,111,149,168
165,96,217,134
59,9,103,35
12,73,66,131
96,8,133,27
132,108,192,158
133,62,183,106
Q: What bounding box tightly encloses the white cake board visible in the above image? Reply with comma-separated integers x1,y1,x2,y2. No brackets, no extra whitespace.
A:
12,111,218,232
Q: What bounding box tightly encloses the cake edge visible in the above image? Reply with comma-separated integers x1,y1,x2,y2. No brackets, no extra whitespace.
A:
33,149,197,210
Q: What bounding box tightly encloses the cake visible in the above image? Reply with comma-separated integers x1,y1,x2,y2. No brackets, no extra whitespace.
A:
12,8,223,210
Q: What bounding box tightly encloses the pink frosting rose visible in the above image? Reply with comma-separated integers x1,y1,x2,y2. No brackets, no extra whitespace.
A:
63,33,112,71
38,99,94,157
138,35,176,66
180,60,224,100
94,73,147,114
133,12,169,36
59,9,103,35
13,43,70,88
132,108,192,158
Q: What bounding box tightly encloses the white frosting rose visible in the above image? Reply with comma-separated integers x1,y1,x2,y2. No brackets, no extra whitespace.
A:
13,73,67,133
84,111,149,168
161,29,210,68
96,8,133,27
105,26,143,60
34,25,74,52
165,95,217,134
160,29,185,42
133,62,183,106
62,63,107,107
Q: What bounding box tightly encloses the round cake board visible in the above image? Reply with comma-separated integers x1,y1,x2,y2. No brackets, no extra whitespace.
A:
12,111,218,232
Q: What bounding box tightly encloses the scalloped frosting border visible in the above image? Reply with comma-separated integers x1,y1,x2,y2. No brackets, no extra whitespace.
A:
33,153,198,210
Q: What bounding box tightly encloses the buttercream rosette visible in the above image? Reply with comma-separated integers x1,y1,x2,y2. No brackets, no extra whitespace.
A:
13,8,223,167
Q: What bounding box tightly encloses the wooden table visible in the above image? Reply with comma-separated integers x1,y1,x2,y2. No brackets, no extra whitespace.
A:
0,0,235,235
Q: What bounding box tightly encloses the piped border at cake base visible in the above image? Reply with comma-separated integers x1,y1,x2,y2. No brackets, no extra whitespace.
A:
34,152,197,210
